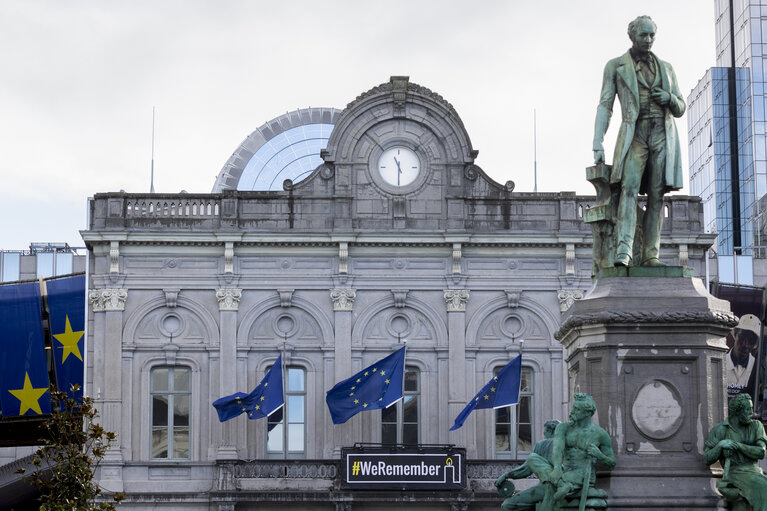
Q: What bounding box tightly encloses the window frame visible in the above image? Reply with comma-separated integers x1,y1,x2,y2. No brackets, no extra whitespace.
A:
266,365,306,459
494,366,534,460
380,366,420,445
150,366,191,460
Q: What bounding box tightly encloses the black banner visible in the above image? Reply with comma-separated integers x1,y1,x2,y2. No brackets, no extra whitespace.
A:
341,445,466,490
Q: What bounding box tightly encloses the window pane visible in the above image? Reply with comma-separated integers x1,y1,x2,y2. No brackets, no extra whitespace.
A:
496,407,511,423
403,396,418,422
173,429,189,459
287,424,304,452
520,369,532,392
495,423,511,452
517,423,532,452
152,396,168,426
173,395,189,427
267,423,284,452
173,368,190,391
2,253,20,282
152,428,168,458
381,423,397,444
402,423,418,445
288,368,304,391
519,396,531,423
404,370,418,392
381,403,397,423
36,253,54,278
152,368,169,391
55,253,73,275
287,395,304,423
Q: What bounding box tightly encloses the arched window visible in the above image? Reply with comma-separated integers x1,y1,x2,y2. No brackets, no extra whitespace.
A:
381,367,419,445
150,366,191,459
495,367,533,459
267,366,306,458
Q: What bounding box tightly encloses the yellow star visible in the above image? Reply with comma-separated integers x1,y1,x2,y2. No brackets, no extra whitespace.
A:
372,368,377,372
356,378,361,383
8,373,48,415
52,315,84,363
363,403,368,408
255,405,260,410
351,386,356,390
364,372,369,376
350,392,354,396
385,379,390,384
260,396,265,401
494,376,498,381
264,383,268,387
490,387,496,392
380,370,385,375
483,395,489,400
354,399,359,404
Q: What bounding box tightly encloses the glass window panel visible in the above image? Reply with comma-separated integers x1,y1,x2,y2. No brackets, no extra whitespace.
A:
2,253,20,282
495,423,511,452
152,396,168,426
404,370,418,392
267,423,284,451
381,403,397,423
381,423,397,444
173,395,190,426
287,395,304,422
152,428,168,458
173,429,189,459
36,253,54,278
402,424,418,445
173,368,190,391
519,396,531,423
403,396,418,423
517,423,533,452
287,424,304,452
152,368,169,391
288,368,304,391
55,253,73,275
496,407,511,423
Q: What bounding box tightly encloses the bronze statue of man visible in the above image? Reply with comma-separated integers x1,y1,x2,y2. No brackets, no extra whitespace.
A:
593,15,685,267
704,394,767,510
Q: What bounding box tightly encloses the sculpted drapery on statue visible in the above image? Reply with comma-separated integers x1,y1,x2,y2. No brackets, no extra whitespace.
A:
704,394,767,510
591,15,685,268
495,394,615,511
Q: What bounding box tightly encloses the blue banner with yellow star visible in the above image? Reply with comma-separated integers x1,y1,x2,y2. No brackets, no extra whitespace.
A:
326,346,406,424
46,275,85,402
212,354,284,422
450,354,521,430
0,282,51,416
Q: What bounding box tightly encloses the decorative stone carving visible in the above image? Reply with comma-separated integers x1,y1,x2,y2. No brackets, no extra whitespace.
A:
216,288,242,312
90,288,127,312
557,289,583,312
338,242,348,274
319,163,335,180
278,289,294,308
164,288,180,308
452,243,462,274
444,289,469,312
505,290,521,309
678,243,689,267
224,241,234,274
464,165,479,181
109,241,120,274
565,243,576,275
391,289,409,308
330,288,356,312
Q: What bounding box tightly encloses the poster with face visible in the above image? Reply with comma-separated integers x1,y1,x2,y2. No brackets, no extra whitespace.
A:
725,314,762,400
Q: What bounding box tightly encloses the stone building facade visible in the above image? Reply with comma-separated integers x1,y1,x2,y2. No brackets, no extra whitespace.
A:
81,77,714,510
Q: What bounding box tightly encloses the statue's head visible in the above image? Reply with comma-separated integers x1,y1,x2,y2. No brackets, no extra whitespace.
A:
543,420,560,438
729,394,754,425
628,15,657,54
569,393,597,424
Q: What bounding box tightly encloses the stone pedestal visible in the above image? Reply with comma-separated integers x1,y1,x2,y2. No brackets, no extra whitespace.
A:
555,273,737,510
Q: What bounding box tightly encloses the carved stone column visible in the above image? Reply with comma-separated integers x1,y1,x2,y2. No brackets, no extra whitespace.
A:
89,287,127,492
330,288,355,456
444,289,469,451
216,288,242,460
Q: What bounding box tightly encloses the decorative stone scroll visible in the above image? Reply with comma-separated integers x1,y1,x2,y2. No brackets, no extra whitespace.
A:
557,289,584,312
330,288,356,312
444,289,469,312
216,288,242,312
89,288,127,312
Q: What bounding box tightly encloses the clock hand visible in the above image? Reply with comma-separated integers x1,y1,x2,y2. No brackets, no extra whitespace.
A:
394,157,403,174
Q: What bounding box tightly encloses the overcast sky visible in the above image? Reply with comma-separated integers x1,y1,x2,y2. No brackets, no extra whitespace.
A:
0,0,715,250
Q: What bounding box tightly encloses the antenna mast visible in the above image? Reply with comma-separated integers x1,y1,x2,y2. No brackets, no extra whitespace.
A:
150,107,156,193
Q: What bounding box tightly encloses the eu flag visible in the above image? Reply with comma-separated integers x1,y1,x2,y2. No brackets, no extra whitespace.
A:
0,282,51,416
46,275,86,401
213,355,284,422
326,346,406,424
450,354,521,431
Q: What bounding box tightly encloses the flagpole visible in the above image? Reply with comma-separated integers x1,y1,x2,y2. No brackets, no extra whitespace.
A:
280,336,287,450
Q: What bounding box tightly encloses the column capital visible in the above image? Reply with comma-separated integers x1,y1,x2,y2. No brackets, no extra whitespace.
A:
444,289,469,312
330,288,356,311
89,288,127,312
216,288,242,311
557,289,584,312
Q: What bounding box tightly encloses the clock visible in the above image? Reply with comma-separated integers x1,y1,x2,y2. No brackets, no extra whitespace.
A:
378,146,420,187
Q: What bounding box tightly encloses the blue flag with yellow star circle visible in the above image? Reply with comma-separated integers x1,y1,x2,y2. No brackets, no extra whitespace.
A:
0,282,51,416
326,346,406,424
46,275,86,402
213,354,284,422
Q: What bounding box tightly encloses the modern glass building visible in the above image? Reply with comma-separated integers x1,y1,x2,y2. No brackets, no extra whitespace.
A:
688,0,767,257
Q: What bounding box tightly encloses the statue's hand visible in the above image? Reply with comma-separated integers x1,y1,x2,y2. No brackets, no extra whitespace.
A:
651,88,671,106
593,149,605,164
586,443,602,459
495,473,508,488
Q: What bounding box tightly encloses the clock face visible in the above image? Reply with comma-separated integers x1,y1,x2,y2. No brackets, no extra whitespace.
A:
378,146,420,187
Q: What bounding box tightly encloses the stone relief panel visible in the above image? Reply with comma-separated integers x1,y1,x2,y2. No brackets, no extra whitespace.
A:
358,307,437,345
247,307,322,345
475,308,550,345
133,307,206,344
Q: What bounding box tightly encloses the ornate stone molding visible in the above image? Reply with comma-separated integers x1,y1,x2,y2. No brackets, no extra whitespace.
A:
678,243,689,267
109,241,120,274
565,243,576,275
505,290,521,309
224,241,234,274
338,242,349,274
216,288,242,312
278,289,294,308
444,289,469,312
164,288,180,308
452,243,462,274
557,289,583,312
391,289,409,309
89,288,127,312
555,310,739,340
330,288,356,312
